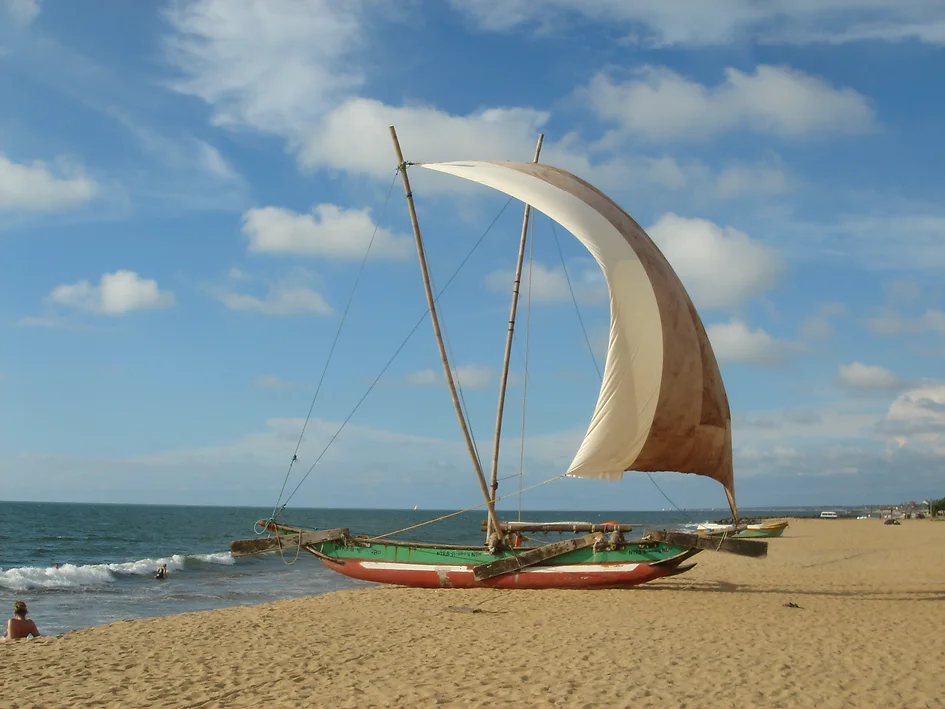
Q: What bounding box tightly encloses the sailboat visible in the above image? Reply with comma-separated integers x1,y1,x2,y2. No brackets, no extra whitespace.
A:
230,126,767,589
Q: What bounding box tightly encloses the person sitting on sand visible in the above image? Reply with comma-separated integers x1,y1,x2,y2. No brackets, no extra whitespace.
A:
1,601,40,642
155,564,167,580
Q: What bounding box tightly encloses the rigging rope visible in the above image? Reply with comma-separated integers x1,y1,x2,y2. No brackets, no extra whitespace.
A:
549,221,601,380
276,195,516,511
267,173,399,524
432,265,484,473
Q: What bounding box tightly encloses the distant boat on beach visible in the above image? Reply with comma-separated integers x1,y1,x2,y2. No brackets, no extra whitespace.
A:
232,127,767,589
697,520,789,539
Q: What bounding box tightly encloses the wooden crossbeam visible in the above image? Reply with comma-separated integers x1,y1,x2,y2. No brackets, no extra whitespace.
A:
479,520,634,533
644,529,767,559
230,528,348,557
472,532,603,581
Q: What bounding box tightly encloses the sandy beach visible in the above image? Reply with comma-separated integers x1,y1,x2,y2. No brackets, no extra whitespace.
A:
3,517,943,709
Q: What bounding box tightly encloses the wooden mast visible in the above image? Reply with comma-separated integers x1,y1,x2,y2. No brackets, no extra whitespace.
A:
485,134,544,541
389,125,504,543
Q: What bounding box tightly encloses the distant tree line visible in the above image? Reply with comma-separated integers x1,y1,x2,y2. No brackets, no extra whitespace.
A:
932,497,945,515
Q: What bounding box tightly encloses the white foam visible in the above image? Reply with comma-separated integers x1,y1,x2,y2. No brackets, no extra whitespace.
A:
191,552,235,566
0,552,235,591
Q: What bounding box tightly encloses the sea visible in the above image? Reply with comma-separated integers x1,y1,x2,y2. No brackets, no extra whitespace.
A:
0,502,824,636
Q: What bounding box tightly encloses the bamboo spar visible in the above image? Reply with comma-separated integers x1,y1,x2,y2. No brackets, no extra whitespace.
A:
389,125,504,542
486,134,544,541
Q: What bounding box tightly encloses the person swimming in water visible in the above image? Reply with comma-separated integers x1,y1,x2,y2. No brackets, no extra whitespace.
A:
155,563,167,580
1,601,41,642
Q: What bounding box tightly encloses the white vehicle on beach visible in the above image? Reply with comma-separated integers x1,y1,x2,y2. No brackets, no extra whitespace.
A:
820,511,838,519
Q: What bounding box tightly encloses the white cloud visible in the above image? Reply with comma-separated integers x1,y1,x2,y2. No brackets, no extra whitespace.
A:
15,315,98,330
159,1,807,207
730,384,945,488
47,271,174,315
105,107,244,187
883,278,921,304
255,375,303,391
800,317,832,341
800,214,945,270
194,140,241,182
867,308,945,336
0,155,98,211
211,273,332,316
582,65,876,141
837,362,905,391
163,2,575,184
2,415,603,508
800,301,846,340
448,0,945,47
161,5,662,196
163,0,366,136
242,204,412,259
406,364,492,390
1,0,40,27
647,213,783,310
707,319,784,366
735,405,880,447
15,399,942,507
455,364,492,391
299,97,551,180
785,18,945,45
883,383,945,455
405,369,438,387
484,262,606,305
299,97,710,200
715,163,791,198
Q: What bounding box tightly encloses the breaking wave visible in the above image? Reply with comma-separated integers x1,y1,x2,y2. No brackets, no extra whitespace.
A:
0,552,235,592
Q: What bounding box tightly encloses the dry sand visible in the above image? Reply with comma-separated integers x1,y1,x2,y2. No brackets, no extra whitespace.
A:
3,518,944,709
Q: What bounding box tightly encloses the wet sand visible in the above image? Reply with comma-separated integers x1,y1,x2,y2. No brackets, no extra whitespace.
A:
3,518,944,708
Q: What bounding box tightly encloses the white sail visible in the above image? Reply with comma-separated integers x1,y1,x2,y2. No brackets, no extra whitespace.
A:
418,161,735,509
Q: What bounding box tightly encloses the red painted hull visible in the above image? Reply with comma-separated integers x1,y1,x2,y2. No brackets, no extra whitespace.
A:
318,557,695,589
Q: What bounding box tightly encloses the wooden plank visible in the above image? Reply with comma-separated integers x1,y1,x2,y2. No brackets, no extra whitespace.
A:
230,528,348,557
479,520,634,533
644,529,767,559
473,532,603,581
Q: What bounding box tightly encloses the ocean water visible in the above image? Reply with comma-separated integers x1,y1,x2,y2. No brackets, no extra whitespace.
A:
0,502,818,636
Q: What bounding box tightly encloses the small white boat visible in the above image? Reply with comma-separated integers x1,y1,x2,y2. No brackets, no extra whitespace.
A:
697,520,789,538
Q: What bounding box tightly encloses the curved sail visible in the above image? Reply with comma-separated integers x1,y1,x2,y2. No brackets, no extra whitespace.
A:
418,161,736,512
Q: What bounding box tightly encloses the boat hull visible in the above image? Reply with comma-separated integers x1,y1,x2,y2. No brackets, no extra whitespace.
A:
304,535,699,589
317,556,694,589
739,523,788,539
697,521,788,539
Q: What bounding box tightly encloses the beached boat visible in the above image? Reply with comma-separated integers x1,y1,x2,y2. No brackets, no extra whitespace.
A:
231,127,767,589
697,520,789,538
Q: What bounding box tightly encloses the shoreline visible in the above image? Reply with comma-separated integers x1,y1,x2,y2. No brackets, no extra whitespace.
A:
3,518,944,708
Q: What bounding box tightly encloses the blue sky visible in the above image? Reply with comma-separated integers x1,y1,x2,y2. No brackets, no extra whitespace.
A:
2,0,944,512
